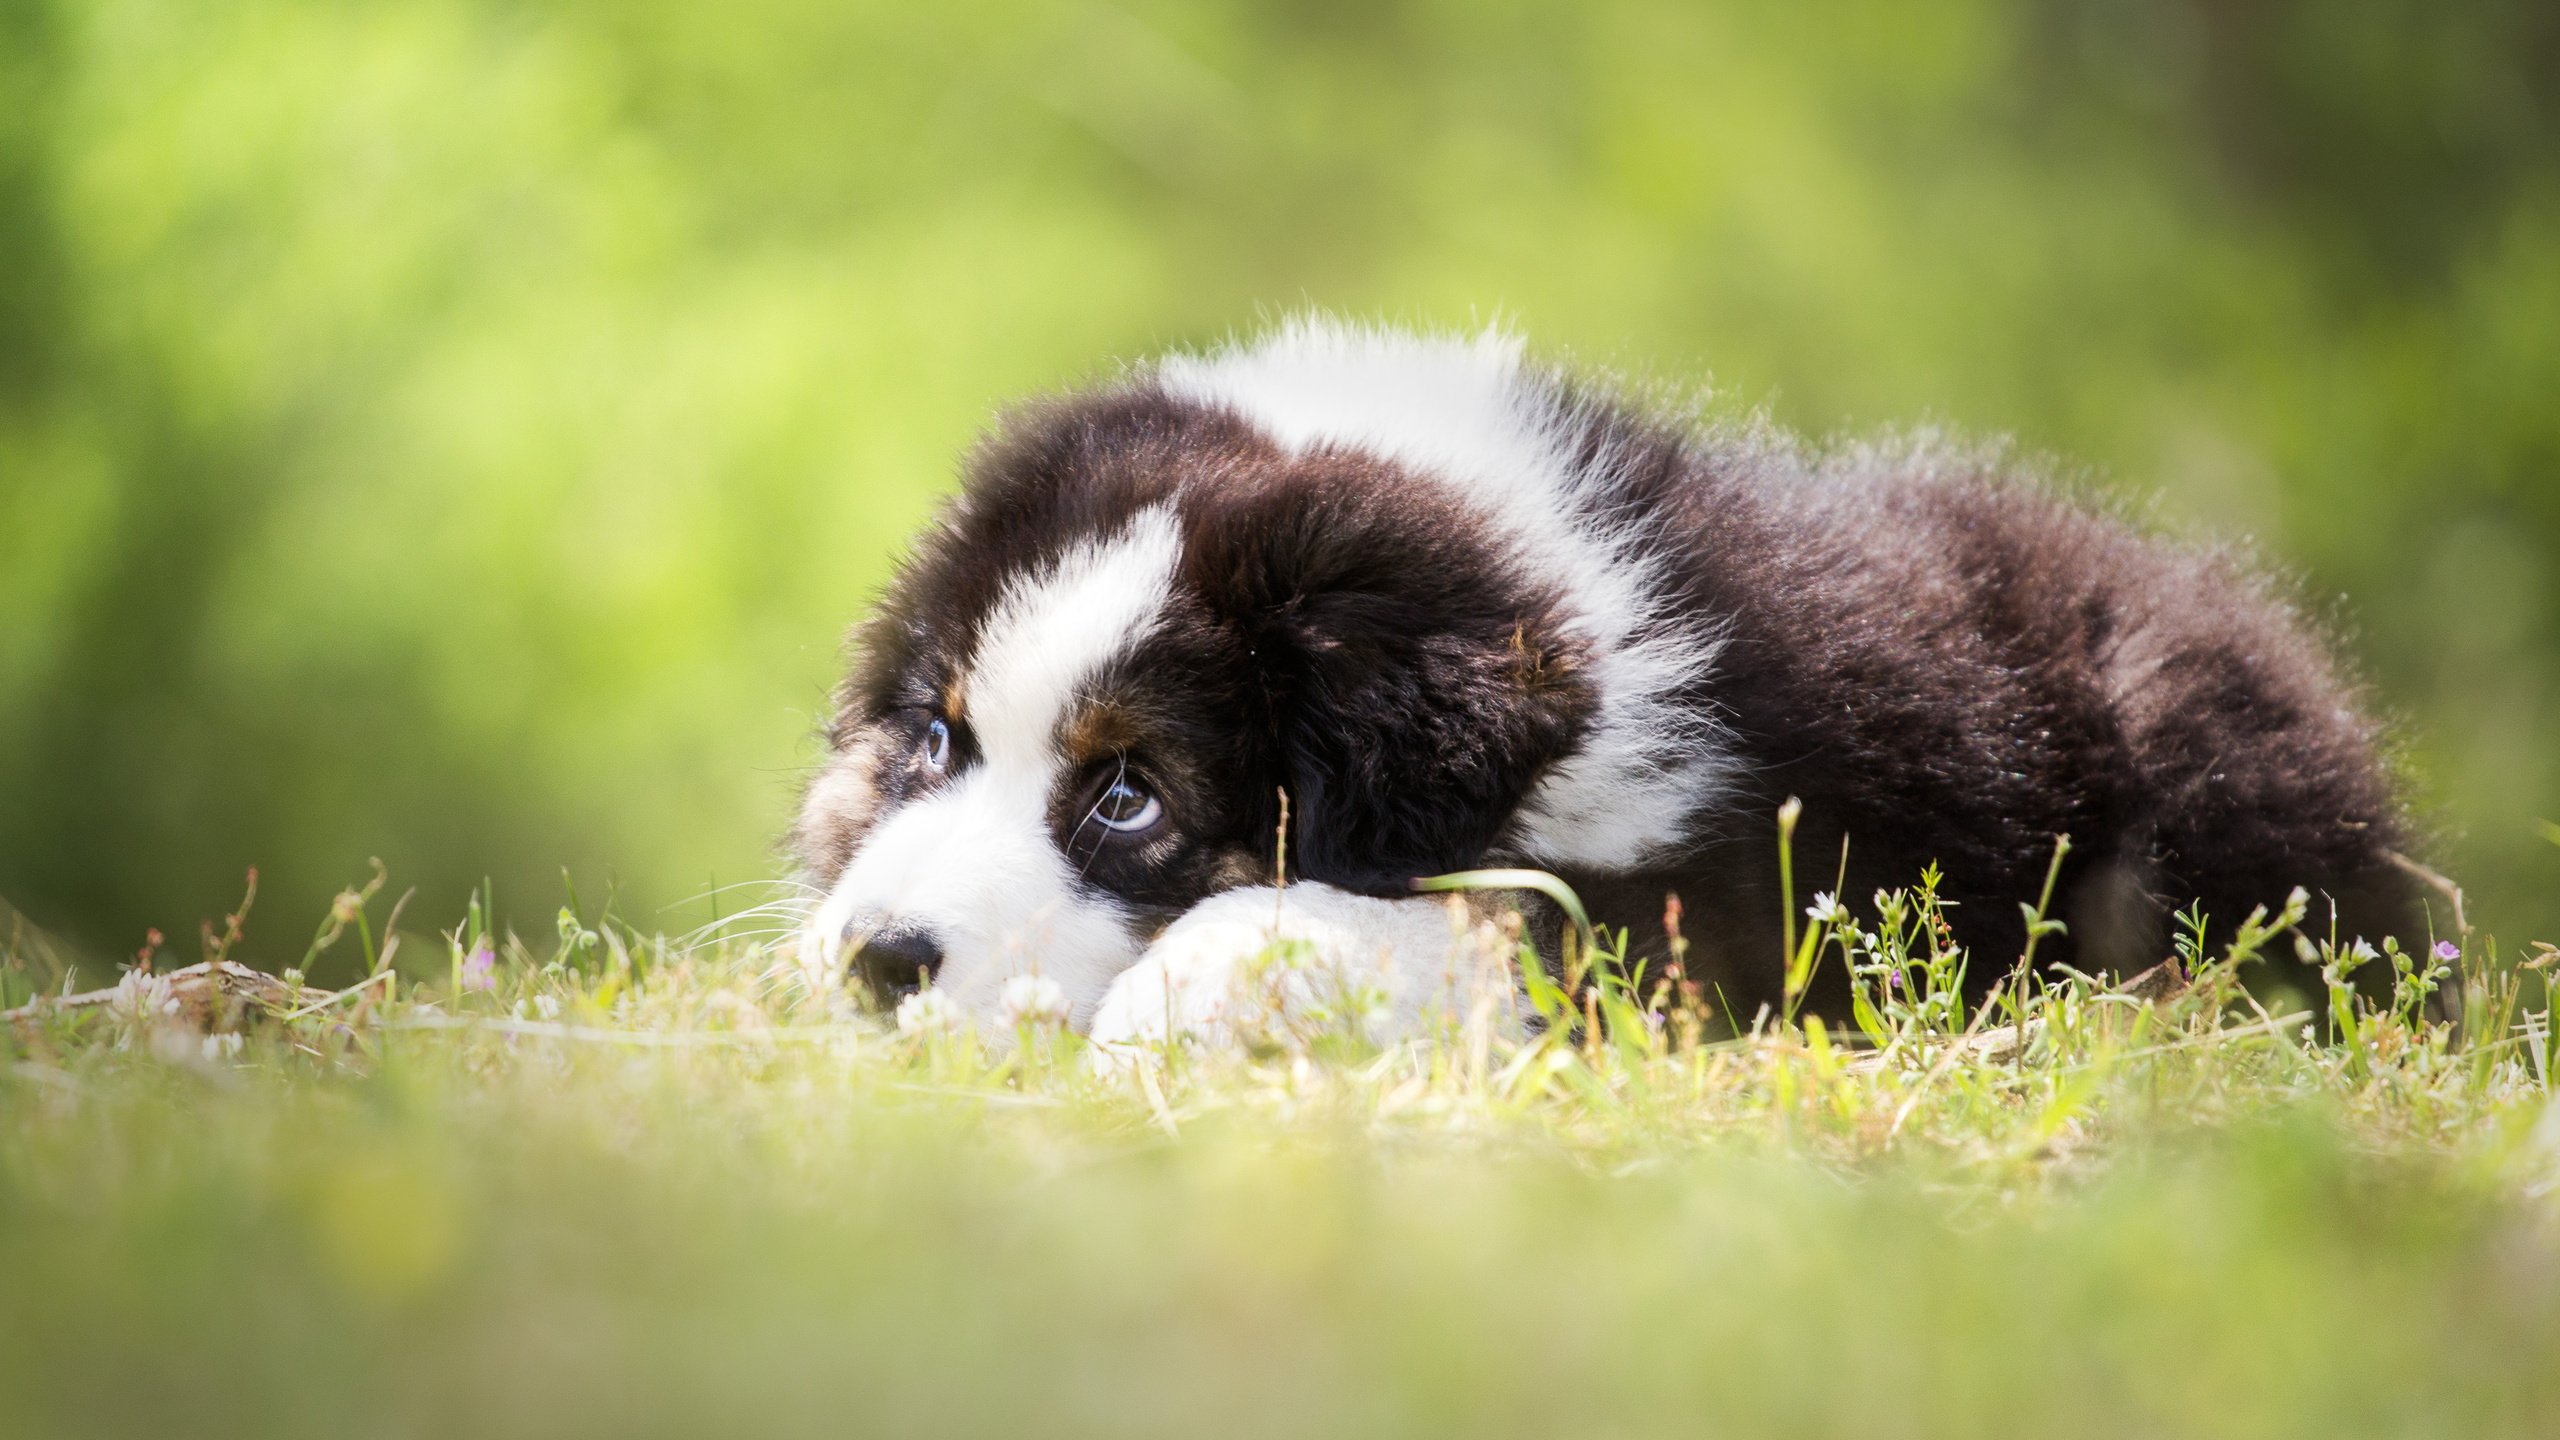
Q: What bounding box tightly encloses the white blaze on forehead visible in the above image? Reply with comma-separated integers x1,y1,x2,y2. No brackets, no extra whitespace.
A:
965,504,1185,762
1158,314,1735,869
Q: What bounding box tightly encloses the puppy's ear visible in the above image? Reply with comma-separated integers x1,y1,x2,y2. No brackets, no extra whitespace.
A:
1263,597,1590,893
1193,468,1594,895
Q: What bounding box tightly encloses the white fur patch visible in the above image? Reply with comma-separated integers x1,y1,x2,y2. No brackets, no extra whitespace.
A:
1157,315,1733,866
966,505,1184,762
1083,882,1519,1059
803,507,1185,1026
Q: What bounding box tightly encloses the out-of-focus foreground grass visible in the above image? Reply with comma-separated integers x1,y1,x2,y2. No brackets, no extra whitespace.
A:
5,874,2560,1439
4,0,2558,961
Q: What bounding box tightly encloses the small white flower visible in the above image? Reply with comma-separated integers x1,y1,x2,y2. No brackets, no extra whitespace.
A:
532,993,562,1020
999,973,1069,1029
894,987,961,1037
109,968,181,1032
201,1032,244,1062
1805,891,1850,927
2348,938,2380,965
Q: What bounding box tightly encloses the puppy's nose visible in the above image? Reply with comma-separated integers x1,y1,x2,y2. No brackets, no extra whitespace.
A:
850,928,942,1003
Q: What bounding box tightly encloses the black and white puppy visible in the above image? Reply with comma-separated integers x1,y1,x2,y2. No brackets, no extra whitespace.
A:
794,317,2411,1046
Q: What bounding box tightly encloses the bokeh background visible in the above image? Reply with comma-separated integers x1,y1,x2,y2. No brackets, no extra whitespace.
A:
3,0,2556,967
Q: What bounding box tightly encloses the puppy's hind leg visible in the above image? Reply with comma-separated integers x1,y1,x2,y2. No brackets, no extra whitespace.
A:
1083,883,1519,1062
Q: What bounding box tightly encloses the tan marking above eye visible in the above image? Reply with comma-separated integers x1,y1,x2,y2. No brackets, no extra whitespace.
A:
940,675,969,725
1060,701,1143,769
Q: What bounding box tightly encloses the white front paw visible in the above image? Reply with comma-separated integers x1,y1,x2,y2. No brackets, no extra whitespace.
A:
1082,927,1250,1057
1084,883,1507,1065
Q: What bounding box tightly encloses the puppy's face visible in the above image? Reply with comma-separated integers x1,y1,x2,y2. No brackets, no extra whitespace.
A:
794,389,1591,1027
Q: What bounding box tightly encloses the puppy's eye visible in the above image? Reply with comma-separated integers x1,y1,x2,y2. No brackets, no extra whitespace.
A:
921,717,952,773
1090,776,1162,834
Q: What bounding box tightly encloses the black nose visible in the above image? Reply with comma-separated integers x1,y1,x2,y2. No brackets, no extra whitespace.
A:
850,928,942,1003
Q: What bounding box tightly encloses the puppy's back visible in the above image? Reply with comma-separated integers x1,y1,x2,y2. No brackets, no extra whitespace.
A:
1635,423,2412,982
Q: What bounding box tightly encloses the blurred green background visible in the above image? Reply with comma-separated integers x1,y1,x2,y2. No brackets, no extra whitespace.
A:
3,0,2556,965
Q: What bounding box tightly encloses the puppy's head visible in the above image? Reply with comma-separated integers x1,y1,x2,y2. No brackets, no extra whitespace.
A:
793,384,1592,1026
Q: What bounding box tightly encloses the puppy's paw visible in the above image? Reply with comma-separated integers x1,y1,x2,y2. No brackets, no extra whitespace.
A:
1082,901,1271,1059
1084,884,1500,1068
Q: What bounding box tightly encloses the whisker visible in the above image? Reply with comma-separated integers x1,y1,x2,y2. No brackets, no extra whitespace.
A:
661,878,821,913
1071,753,1127,882
679,900,818,948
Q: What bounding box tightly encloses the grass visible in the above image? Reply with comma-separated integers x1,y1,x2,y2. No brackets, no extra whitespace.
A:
5,862,2560,1440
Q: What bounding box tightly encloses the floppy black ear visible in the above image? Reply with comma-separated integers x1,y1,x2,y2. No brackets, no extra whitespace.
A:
1183,455,1599,896
1262,590,1591,893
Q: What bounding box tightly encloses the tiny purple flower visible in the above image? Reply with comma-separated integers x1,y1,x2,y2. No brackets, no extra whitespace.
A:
461,941,497,992
2432,940,2461,963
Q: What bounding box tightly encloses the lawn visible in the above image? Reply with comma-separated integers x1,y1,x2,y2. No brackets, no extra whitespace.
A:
4,869,2557,1440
